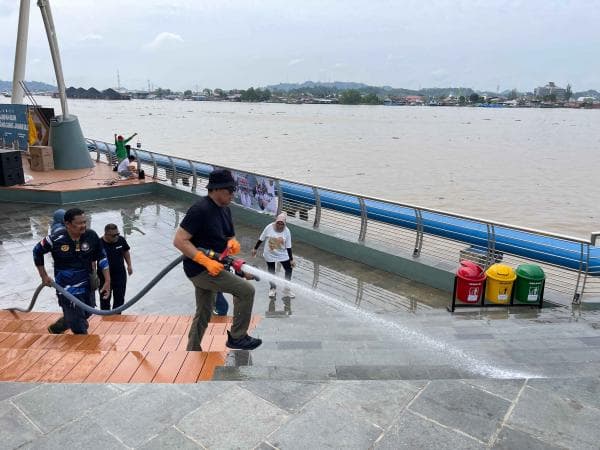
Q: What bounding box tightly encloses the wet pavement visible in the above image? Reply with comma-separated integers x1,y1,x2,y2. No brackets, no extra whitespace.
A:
1,196,600,449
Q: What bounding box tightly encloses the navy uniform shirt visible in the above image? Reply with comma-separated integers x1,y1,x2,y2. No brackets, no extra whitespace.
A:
33,229,108,292
100,236,130,281
180,196,234,278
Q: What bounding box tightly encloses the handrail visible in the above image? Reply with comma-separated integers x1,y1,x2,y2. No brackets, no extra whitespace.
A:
88,138,593,245
87,137,599,303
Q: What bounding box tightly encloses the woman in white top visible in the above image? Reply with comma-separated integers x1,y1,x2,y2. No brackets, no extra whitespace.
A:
252,213,295,298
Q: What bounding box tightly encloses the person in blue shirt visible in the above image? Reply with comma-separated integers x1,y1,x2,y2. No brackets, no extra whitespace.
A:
50,208,66,234
34,208,110,334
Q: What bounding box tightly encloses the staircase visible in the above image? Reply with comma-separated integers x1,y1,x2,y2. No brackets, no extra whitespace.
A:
0,311,259,383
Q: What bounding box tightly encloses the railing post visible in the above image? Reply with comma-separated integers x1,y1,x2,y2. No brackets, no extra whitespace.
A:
413,208,424,256
358,197,367,242
149,152,157,179
167,156,177,185
189,160,197,192
275,180,283,215
486,223,497,268
573,242,589,304
313,186,321,228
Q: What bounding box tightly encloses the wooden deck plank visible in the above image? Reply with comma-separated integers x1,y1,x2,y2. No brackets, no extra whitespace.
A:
0,332,14,344
27,334,57,349
92,321,113,335
145,322,163,335
0,348,28,371
171,318,190,335
17,350,65,382
128,335,152,351
200,335,214,351
208,335,228,352
152,351,188,383
96,335,120,351
157,321,176,336
131,322,151,335
0,349,47,381
107,351,147,383
143,315,161,323
38,351,86,382
84,351,128,383
36,334,65,350
105,322,127,335
198,352,227,381
12,334,43,349
61,351,108,383
176,335,190,351
57,335,88,351
143,335,168,352
174,352,208,383
75,335,103,351
0,311,252,384
0,320,22,333
118,322,138,335
113,334,135,351
129,351,168,383
159,335,182,352
211,323,227,335
0,333,28,349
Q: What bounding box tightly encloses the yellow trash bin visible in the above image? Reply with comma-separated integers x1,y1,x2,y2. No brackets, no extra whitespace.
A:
485,264,516,304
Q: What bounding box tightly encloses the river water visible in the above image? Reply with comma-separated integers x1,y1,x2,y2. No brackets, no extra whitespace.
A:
33,97,600,237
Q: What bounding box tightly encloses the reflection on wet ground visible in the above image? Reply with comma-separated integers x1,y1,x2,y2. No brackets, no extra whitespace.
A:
3,195,600,447
2,195,600,382
0,194,448,316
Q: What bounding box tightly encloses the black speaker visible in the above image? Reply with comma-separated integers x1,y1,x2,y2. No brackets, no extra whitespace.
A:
0,150,25,186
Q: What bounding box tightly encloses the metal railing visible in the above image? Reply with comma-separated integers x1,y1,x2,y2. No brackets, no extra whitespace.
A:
87,138,600,304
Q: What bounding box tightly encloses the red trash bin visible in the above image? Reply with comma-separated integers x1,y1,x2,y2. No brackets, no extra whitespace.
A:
455,260,486,303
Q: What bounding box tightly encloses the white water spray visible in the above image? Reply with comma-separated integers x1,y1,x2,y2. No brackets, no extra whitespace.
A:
240,263,540,379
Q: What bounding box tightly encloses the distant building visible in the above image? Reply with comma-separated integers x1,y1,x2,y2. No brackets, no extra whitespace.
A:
404,95,425,105
534,82,567,101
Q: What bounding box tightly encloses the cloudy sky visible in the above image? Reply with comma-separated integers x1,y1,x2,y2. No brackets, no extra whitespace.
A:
1,0,599,92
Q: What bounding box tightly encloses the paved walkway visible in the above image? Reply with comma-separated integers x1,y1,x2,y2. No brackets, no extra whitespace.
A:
1,197,599,449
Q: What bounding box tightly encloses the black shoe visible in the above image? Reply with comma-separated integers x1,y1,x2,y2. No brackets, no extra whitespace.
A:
226,331,262,350
47,317,67,334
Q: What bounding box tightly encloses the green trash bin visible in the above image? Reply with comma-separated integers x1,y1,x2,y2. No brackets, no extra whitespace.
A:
514,264,545,304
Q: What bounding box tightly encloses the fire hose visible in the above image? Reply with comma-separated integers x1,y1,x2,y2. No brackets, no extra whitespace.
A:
4,247,259,316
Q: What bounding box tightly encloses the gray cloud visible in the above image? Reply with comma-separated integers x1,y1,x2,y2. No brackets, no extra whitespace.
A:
0,0,598,91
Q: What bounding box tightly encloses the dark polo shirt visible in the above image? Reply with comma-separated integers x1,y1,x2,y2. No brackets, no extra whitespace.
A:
180,196,234,278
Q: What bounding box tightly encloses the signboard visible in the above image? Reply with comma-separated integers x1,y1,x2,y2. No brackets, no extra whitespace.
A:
232,170,278,214
0,104,28,149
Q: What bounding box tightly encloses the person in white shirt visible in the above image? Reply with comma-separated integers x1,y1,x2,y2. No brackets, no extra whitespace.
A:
117,155,137,178
252,213,295,298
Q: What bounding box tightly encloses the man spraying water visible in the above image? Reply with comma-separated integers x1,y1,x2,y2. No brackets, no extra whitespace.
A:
173,169,262,351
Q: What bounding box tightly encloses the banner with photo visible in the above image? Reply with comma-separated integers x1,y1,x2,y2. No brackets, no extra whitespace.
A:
231,170,278,215
0,104,28,149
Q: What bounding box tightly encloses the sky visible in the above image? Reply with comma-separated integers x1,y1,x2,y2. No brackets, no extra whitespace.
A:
1,0,599,92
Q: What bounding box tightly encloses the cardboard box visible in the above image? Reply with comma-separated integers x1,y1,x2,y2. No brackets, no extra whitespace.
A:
29,145,54,171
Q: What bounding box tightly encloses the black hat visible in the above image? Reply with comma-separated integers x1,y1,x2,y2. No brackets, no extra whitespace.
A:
206,169,236,190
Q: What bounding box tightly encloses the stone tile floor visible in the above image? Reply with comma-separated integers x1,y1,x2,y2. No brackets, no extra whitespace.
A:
1,196,599,449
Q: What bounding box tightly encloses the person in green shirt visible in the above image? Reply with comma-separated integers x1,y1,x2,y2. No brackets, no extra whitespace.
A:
114,133,137,162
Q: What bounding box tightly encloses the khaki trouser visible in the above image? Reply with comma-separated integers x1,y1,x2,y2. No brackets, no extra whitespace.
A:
187,270,255,351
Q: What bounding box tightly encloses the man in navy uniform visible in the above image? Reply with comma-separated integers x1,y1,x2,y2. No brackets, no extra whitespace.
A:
98,223,132,312
34,207,110,334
